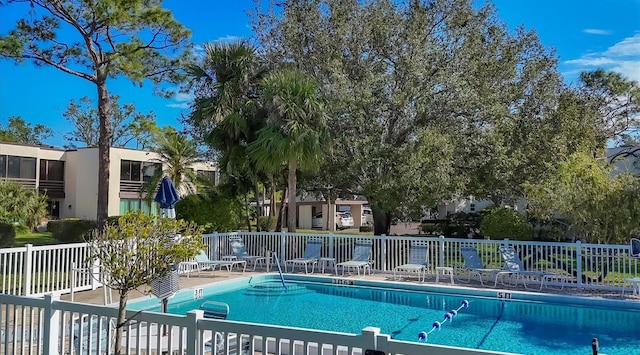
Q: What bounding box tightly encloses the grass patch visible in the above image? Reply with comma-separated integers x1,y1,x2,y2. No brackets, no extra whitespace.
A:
14,232,57,247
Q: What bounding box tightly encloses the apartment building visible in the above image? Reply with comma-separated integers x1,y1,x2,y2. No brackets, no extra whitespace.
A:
0,142,217,220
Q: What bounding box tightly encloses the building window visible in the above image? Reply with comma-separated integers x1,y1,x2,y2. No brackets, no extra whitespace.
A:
121,160,161,182
470,203,476,212
143,162,161,182
7,156,36,179
0,155,5,177
119,198,159,215
120,160,142,181
39,160,64,181
197,170,217,185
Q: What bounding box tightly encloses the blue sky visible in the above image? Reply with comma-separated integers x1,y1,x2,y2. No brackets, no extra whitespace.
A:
0,0,638,148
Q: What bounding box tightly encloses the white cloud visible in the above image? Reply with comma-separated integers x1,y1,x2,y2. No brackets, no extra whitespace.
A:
564,33,640,82
213,35,241,43
174,92,193,102
165,87,194,109
583,29,611,35
166,103,190,109
605,34,640,57
564,57,616,66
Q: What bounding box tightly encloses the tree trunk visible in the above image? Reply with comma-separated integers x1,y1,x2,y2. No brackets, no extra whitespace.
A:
270,179,276,217
287,159,297,232
275,187,287,232
325,190,335,231
255,181,262,232
114,290,129,355
371,205,391,235
96,80,111,229
244,193,252,232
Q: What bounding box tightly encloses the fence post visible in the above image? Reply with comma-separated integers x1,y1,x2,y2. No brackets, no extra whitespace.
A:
212,232,220,260
328,233,335,259
576,240,583,288
42,293,61,355
381,234,387,272
438,235,445,267
186,310,204,355
23,244,33,296
280,231,287,265
91,255,101,290
359,327,381,352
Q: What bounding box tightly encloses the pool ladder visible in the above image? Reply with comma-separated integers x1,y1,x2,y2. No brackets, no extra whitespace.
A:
272,252,287,289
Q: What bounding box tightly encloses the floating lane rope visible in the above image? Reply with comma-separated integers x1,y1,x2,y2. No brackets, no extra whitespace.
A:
418,300,469,342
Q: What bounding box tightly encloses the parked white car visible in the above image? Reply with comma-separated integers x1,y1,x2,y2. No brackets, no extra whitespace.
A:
312,211,355,230
361,207,374,226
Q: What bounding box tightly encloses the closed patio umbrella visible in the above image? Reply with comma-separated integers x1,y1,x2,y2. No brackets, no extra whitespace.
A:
154,176,180,219
152,176,181,324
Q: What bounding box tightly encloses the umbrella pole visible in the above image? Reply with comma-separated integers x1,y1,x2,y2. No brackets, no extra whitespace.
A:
162,298,168,336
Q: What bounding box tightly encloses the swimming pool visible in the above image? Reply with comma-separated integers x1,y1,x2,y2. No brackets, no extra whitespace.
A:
129,275,640,355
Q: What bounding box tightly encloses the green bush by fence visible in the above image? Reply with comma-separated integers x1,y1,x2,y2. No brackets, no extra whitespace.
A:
0,222,16,247
258,216,278,231
47,219,96,243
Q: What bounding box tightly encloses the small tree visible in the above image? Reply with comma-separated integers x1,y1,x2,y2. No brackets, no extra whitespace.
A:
86,212,204,355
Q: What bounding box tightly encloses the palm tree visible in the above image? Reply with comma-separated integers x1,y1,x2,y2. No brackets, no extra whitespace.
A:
140,128,201,208
249,69,329,232
188,40,270,230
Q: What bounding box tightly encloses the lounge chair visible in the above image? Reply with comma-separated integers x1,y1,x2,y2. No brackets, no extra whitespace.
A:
631,238,640,258
179,250,247,276
227,236,270,271
393,241,429,282
499,246,565,290
459,245,509,287
285,238,323,274
336,240,373,276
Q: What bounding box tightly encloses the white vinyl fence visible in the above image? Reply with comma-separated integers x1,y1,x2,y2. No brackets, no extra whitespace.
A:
2,232,639,297
0,293,510,355
206,232,639,290
1,232,638,355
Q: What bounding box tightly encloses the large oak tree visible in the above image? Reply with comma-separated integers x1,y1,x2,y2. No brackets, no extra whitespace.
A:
252,0,578,234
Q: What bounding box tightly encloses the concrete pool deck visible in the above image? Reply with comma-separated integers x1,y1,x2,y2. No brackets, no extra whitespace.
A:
61,268,639,306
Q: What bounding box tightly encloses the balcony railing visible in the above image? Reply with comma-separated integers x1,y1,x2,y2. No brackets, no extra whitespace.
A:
38,180,65,198
1,177,37,189
119,180,143,198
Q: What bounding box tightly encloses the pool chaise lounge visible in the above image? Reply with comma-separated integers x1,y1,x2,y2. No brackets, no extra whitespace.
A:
458,245,510,287
499,246,566,290
227,236,270,271
285,238,323,274
180,250,247,276
393,241,429,282
336,240,373,276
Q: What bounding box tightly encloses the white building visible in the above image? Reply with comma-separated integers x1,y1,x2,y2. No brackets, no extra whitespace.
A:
0,142,217,220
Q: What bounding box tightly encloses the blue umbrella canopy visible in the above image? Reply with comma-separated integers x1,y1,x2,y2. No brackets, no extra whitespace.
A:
155,176,180,218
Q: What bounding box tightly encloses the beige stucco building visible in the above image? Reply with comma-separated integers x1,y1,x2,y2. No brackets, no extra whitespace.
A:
0,142,217,220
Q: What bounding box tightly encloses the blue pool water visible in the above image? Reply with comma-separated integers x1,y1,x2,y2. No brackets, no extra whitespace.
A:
129,277,640,355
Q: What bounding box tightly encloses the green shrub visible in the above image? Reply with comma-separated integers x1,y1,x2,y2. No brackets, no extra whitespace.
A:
419,223,442,236
48,219,96,243
176,191,243,233
480,208,532,240
258,216,277,231
0,180,47,231
359,225,373,233
0,222,16,248
13,224,30,235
